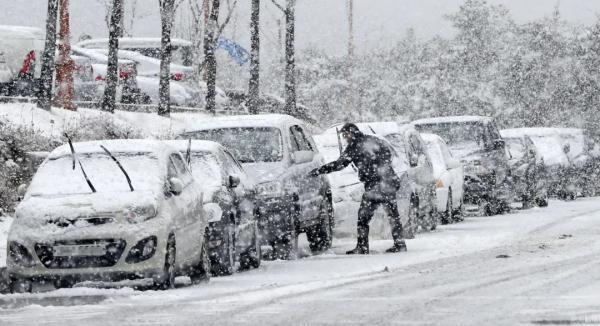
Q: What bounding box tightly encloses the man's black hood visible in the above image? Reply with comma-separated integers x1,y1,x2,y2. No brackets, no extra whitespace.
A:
340,123,364,141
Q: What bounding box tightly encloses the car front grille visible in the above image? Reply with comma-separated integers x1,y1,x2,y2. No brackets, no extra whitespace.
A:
34,239,126,269
47,216,115,228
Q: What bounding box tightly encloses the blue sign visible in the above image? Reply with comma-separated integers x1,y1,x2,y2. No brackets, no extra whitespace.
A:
217,37,250,66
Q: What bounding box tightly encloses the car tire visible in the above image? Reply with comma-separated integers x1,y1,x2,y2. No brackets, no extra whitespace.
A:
210,220,235,276
441,190,453,225
190,229,211,284
154,235,176,290
9,277,32,294
240,222,261,270
307,197,334,254
453,198,465,222
535,195,549,207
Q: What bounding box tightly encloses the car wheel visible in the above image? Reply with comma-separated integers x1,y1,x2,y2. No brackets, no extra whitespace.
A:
154,235,176,290
240,222,261,270
210,220,235,276
9,277,32,294
403,199,418,239
453,198,465,222
441,190,453,225
190,229,211,284
535,195,549,207
307,197,334,254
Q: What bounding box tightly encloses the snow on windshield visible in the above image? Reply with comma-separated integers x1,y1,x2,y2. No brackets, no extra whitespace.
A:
416,122,487,150
505,138,525,160
28,153,161,197
183,127,283,163
529,136,570,167
189,152,221,188
424,141,445,177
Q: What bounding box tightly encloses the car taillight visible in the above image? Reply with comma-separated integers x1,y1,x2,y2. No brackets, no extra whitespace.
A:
171,72,184,81
119,70,131,79
95,75,106,81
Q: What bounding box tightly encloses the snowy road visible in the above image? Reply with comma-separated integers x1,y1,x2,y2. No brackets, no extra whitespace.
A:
1,199,600,325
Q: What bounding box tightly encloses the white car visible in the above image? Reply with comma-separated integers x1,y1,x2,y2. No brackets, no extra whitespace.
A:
0,25,44,96
165,140,261,275
7,140,210,292
421,133,465,223
178,114,333,260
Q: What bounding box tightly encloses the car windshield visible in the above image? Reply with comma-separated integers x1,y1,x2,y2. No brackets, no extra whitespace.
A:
424,141,446,177
416,122,488,150
189,152,222,188
384,134,408,158
505,138,525,160
182,127,283,163
28,152,160,197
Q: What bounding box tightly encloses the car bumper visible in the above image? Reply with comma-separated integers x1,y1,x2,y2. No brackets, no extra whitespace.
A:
7,222,170,281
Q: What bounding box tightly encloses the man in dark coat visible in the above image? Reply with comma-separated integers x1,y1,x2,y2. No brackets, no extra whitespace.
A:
309,123,407,254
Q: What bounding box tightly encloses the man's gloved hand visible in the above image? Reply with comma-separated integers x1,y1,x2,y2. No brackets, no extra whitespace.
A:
308,168,320,177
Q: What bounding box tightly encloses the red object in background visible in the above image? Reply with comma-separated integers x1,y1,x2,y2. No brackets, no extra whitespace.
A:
19,51,36,76
54,0,77,111
171,72,185,81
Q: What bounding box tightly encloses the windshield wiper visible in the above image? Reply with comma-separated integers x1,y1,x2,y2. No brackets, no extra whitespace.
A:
185,138,192,166
100,145,134,192
65,134,97,193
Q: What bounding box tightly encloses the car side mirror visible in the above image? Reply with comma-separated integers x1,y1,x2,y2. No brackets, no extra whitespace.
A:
291,150,314,164
409,153,418,167
493,139,505,150
169,177,184,196
228,175,241,188
447,159,461,170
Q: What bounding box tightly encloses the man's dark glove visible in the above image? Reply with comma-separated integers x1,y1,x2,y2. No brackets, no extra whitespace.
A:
308,168,320,177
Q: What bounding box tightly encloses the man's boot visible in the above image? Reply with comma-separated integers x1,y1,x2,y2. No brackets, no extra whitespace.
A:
385,239,407,253
346,225,369,255
387,214,407,253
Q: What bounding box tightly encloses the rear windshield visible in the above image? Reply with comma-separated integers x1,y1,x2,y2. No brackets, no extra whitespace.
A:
181,127,283,163
416,122,488,149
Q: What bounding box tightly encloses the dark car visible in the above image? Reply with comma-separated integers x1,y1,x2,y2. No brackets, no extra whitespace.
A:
167,140,261,275
413,116,513,216
500,131,549,208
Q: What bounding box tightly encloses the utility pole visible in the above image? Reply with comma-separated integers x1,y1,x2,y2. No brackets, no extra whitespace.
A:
54,0,76,111
248,0,260,114
38,0,59,111
284,0,296,115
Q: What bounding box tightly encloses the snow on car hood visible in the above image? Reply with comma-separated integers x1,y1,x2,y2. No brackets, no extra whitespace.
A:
15,191,159,226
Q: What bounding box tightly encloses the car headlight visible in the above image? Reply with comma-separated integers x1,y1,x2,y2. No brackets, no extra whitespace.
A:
435,179,445,189
255,181,284,198
9,241,36,267
204,202,224,223
124,205,158,223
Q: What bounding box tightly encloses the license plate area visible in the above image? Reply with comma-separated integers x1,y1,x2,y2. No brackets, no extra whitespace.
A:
53,244,106,256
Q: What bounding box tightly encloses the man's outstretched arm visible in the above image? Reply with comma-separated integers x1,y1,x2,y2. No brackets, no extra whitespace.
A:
309,151,352,176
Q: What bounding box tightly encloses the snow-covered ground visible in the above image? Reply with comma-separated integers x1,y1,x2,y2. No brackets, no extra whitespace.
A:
1,198,600,325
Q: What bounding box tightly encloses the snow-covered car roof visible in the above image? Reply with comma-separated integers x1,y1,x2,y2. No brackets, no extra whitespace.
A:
77,37,192,49
90,49,192,74
500,127,584,139
412,116,493,125
324,121,410,136
0,25,44,39
48,139,176,159
163,139,226,154
180,114,306,133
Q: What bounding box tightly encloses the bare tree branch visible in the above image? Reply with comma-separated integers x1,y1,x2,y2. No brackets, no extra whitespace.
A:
269,0,285,13
216,0,238,39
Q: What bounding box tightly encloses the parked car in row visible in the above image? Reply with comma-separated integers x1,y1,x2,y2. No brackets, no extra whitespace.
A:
166,140,261,275
7,140,210,292
178,114,334,259
413,116,513,216
421,133,465,224
0,25,44,97
499,130,549,207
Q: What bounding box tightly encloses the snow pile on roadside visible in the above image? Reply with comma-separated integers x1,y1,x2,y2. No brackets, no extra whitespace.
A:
0,216,12,268
0,102,215,140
